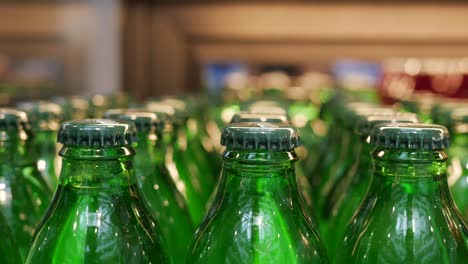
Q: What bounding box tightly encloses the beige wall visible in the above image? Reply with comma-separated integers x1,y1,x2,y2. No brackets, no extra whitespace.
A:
2,3,468,97
146,3,468,95
0,2,120,95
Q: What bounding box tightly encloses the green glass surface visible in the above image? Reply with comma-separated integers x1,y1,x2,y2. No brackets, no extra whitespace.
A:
133,128,195,263
322,139,372,259
0,210,21,264
185,96,222,174
26,123,169,263
288,101,323,175
316,122,358,221
161,98,218,182
171,122,214,225
184,116,218,184
146,103,213,225
188,124,328,263
0,127,51,261
323,114,419,259
336,147,468,263
34,130,60,190
17,101,62,191
228,111,315,215
448,128,468,222
309,119,341,195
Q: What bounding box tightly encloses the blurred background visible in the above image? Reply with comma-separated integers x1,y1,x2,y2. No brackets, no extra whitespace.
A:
1,0,467,103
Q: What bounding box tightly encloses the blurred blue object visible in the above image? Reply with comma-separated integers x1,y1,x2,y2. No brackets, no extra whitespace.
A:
203,62,249,94
332,59,382,89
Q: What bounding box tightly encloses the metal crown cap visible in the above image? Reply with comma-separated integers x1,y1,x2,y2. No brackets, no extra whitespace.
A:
230,112,289,124
370,123,449,150
248,105,287,115
57,119,136,147
105,109,162,134
17,101,63,131
356,113,419,136
0,108,31,132
221,122,301,150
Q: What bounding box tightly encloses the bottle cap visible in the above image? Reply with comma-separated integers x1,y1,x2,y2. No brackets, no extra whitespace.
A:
370,123,449,150
103,108,127,119
57,119,136,147
341,103,395,129
230,112,289,124
356,113,419,137
0,108,31,133
241,99,282,110
249,105,287,115
221,122,301,150
17,101,63,131
105,109,162,134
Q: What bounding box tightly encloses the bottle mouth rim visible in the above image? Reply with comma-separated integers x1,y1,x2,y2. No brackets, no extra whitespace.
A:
59,145,135,159
372,148,448,162
223,149,298,162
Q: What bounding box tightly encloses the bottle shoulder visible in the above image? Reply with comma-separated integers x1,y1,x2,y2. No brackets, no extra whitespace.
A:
339,188,468,263
28,184,168,263
190,193,326,263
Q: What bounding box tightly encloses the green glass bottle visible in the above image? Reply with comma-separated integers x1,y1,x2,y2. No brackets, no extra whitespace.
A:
0,108,51,260
89,94,111,118
448,108,468,222
161,98,218,184
322,113,418,260
336,123,468,264
26,119,169,263
286,95,324,180
229,112,315,214
316,103,394,221
432,100,468,135
52,96,90,121
146,102,212,225
0,210,21,264
17,101,63,190
112,110,195,263
205,85,244,155
400,91,437,123
188,122,328,263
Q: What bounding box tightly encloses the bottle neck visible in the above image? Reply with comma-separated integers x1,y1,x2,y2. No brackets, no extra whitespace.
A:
219,149,299,195
173,123,188,151
58,145,136,189
133,131,157,172
369,147,450,201
33,130,57,153
0,132,35,165
352,137,374,180
153,129,172,164
372,148,448,178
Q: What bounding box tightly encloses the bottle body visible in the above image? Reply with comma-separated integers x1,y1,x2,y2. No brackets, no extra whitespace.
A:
0,139,51,260
0,210,21,264
322,141,373,259
34,130,60,190
448,133,468,222
336,149,468,264
26,146,169,263
188,150,327,263
134,133,194,263
166,126,214,225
